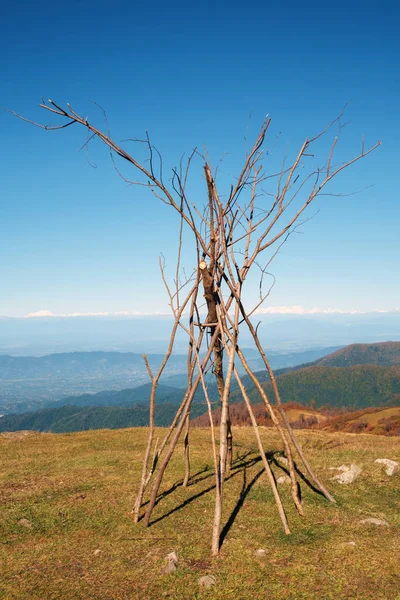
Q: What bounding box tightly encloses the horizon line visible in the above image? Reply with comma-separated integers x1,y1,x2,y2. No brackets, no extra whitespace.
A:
0,306,398,319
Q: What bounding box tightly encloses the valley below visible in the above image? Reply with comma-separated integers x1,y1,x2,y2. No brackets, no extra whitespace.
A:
1,342,399,436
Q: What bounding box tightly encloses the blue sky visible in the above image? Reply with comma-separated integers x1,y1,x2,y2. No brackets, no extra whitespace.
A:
1,0,399,318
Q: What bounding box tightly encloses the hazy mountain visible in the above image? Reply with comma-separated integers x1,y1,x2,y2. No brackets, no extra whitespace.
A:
0,403,203,433
1,313,400,356
0,351,189,414
48,383,184,409
0,388,208,433
0,351,187,378
0,346,339,414
2,341,400,433
2,363,399,433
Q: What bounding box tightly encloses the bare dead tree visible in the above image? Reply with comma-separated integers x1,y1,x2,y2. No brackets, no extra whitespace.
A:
4,100,380,555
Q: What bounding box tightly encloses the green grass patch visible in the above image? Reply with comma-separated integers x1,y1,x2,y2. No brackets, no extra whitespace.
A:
0,427,399,599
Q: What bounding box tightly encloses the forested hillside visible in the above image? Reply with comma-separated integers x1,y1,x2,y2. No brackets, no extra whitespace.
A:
242,364,400,409
0,402,209,433
1,341,400,434
315,341,400,367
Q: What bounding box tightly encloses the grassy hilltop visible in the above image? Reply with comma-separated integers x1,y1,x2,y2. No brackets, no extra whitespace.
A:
1,427,399,599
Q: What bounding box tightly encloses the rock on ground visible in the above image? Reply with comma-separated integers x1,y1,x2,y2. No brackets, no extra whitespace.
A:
163,551,178,574
198,575,216,589
163,562,177,574
374,458,399,476
277,475,291,485
341,541,357,548
17,518,32,529
331,464,362,484
359,517,389,526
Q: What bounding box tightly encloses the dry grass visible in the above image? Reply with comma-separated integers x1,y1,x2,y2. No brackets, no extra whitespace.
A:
285,408,328,423
346,406,400,426
1,427,399,599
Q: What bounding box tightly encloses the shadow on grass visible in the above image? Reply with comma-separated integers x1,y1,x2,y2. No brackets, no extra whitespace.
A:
219,466,264,548
269,453,326,500
147,453,262,526
138,466,211,514
140,448,330,529
140,451,258,513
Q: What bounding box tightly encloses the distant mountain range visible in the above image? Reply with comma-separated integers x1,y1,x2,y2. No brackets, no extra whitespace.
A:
2,312,400,356
47,383,185,409
0,341,399,434
0,403,203,434
0,346,339,414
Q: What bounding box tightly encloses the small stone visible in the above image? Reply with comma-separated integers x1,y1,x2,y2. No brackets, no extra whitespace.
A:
331,464,361,484
343,541,357,547
276,455,289,466
163,561,177,574
198,575,216,589
93,549,102,556
359,517,389,527
375,459,399,476
277,475,291,485
17,518,32,529
165,551,178,564
163,550,178,574
254,548,267,557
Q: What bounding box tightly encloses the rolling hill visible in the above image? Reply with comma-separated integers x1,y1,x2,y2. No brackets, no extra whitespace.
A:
1,341,400,434
0,346,339,414
192,401,400,436
0,400,211,434
47,383,184,409
314,341,400,367
243,364,400,409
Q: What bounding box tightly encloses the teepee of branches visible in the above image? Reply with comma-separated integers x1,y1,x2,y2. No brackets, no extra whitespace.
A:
6,101,380,554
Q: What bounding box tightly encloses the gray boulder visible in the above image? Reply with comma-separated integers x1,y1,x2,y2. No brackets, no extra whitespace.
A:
331,464,362,484
374,458,399,476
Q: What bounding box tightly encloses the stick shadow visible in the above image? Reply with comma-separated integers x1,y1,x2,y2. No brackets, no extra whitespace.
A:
139,452,257,517
147,453,262,526
219,466,264,548
269,453,325,499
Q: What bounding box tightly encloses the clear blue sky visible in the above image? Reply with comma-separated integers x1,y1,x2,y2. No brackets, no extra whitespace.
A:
1,0,399,317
